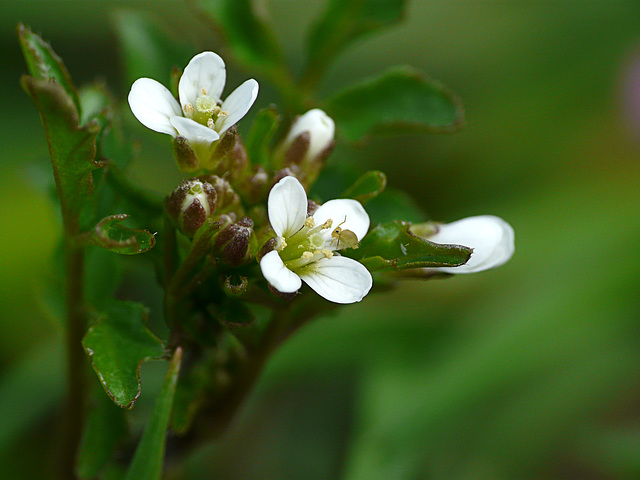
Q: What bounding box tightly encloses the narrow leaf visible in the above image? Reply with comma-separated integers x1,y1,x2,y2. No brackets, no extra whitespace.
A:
124,348,182,480
18,24,81,114
86,214,156,255
304,0,408,83
341,170,387,204
348,221,472,271
83,301,165,408
245,106,281,167
21,76,102,234
196,0,285,77
325,66,465,142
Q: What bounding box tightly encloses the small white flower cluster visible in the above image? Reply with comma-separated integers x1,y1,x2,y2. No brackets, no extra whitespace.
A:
128,52,515,305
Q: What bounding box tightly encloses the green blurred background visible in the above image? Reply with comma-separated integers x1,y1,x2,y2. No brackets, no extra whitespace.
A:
2,1,640,479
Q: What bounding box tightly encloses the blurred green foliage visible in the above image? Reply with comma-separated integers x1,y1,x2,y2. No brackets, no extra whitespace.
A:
2,0,640,479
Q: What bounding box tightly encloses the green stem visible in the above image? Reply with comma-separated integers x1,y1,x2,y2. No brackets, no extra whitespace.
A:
58,239,87,480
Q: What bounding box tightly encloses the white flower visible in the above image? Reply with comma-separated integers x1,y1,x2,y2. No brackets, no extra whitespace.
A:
128,51,259,169
279,108,335,162
260,176,372,304
427,215,514,273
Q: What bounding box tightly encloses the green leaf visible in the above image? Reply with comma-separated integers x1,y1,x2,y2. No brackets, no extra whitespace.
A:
124,348,182,480
196,0,285,77
348,221,471,271
86,214,156,255
21,75,102,234
18,24,81,115
245,106,281,167
83,301,165,409
113,10,193,87
304,0,408,84
325,66,465,142
341,170,387,204
77,384,129,479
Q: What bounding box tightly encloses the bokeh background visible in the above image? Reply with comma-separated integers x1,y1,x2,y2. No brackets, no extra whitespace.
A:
2,1,640,479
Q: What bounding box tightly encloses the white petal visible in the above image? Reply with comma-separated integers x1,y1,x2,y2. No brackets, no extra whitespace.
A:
429,215,515,273
170,116,220,165
285,109,335,160
312,199,370,244
216,79,259,134
260,250,302,293
170,116,220,145
299,256,372,304
178,52,226,108
268,176,308,238
128,78,182,136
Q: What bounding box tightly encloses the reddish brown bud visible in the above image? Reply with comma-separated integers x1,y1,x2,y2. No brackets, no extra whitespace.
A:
166,178,218,237
214,217,256,266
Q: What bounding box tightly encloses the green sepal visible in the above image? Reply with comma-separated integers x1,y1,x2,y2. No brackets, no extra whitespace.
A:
124,348,182,480
197,0,285,78
304,0,408,83
341,170,387,204
84,214,156,255
21,75,103,235
83,301,165,409
76,382,129,479
245,106,281,167
325,66,465,142
18,24,81,115
347,221,472,272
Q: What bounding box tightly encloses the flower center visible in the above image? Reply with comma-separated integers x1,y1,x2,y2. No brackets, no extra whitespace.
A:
184,89,229,129
277,217,334,270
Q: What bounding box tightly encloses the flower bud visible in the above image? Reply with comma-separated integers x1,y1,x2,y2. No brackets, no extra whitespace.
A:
198,174,242,214
276,109,335,186
166,178,218,237
280,109,335,164
214,217,256,266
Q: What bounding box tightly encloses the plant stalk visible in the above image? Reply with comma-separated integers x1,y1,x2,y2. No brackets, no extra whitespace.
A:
58,239,87,480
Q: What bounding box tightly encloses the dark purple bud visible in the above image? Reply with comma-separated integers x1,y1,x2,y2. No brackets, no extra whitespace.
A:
214,217,256,266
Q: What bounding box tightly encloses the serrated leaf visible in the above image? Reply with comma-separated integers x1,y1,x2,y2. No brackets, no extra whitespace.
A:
18,24,81,115
124,348,182,480
113,10,193,87
325,66,465,142
347,221,471,271
196,0,285,77
245,106,281,167
77,384,129,479
342,170,387,204
87,214,156,255
83,301,165,409
21,75,102,235
304,0,408,83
